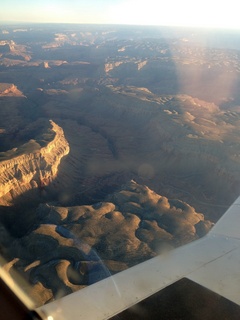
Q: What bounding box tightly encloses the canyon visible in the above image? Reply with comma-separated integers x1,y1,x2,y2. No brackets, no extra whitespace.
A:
0,24,239,306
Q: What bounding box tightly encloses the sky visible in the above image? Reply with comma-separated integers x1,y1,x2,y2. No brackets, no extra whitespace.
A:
1,0,240,30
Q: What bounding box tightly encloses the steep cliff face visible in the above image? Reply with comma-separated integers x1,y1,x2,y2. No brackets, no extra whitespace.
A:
0,120,69,204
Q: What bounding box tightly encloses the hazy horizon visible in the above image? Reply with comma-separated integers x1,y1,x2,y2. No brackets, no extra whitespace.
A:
1,0,240,30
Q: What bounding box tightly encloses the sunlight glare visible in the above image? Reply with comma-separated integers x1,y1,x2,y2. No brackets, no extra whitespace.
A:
107,0,240,29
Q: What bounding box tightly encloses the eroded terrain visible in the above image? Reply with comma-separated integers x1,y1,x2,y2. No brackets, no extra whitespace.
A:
0,24,240,305
3,180,212,305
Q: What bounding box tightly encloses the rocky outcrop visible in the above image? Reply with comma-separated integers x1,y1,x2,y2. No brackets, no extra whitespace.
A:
5,180,212,306
137,60,148,70
0,40,31,61
0,120,69,204
0,83,24,97
104,61,123,73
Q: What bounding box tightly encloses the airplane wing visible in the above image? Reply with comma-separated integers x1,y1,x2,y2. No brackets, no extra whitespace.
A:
38,196,240,319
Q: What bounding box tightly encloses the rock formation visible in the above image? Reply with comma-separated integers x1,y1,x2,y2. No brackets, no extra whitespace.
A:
0,24,239,308
5,180,212,306
0,83,24,97
0,120,69,204
104,61,123,73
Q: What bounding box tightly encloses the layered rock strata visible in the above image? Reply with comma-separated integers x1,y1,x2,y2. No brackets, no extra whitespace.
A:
0,120,69,204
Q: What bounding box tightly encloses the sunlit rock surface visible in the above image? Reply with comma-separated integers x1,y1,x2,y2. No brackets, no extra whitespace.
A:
0,121,69,204
0,83,24,97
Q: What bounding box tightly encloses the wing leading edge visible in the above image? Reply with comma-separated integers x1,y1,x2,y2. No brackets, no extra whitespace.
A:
39,196,240,320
